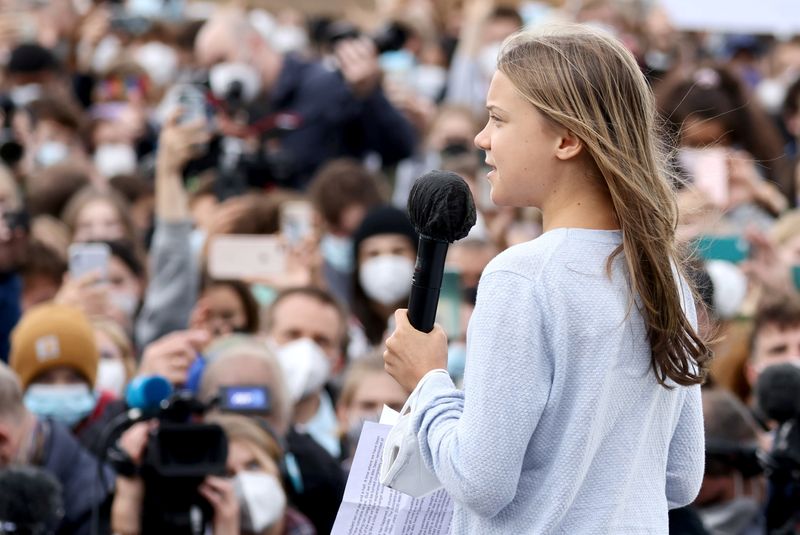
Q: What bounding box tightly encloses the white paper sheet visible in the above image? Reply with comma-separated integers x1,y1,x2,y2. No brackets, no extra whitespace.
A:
331,421,454,535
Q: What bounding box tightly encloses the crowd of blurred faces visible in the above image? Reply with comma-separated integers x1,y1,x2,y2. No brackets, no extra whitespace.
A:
0,0,797,533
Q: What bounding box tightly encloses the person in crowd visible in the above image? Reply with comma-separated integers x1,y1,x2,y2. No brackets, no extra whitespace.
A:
351,205,418,349
307,159,387,306
54,239,145,338
745,298,800,395
0,361,113,535
335,355,407,469
3,43,68,110
111,411,316,535
197,338,345,535
190,278,261,339
384,24,710,532
61,187,138,245
193,7,416,189
262,287,349,459
8,303,115,442
445,3,524,116
20,240,66,311
0,168,28,362
392,104,481,207
660,66,791,229
19,96,91,177
93,319,136,399
207,412,316,535
693,388,765,535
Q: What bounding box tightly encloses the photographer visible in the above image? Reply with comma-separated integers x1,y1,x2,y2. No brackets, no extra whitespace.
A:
694,389,766,534
110,412,315,534
193,7,416,190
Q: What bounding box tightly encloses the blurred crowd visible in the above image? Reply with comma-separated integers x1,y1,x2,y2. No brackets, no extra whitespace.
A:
0,0,797,533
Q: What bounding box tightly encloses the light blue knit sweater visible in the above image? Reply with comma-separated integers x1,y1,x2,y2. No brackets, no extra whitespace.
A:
414,228,704,534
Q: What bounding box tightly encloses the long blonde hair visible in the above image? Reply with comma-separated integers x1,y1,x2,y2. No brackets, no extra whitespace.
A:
497,24,710,387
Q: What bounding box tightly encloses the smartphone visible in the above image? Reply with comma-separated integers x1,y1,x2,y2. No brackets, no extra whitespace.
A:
280,201,314,246
694,235,750,264
175,83,211,125
677,147,729,206
436,268,463,340
207,235,287,280
68,243,111,280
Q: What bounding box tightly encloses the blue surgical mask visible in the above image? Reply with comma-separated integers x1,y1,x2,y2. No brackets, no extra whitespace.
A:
24,384,97,427
321,234,353,273
447,342,467,383
792,265,800,292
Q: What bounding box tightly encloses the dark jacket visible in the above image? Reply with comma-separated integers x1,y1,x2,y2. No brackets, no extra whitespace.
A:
38,419,115,535
286,428,346,535
0,273,21,363
263,54,416,189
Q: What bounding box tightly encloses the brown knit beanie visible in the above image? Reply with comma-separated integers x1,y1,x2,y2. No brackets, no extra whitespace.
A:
10,303,99,389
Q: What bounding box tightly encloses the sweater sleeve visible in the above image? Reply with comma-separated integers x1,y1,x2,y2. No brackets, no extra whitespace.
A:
134,220,199,348
665,384,705,509
413,270,553,518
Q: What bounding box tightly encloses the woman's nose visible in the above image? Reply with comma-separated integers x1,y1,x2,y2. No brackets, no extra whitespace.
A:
474,126,489,151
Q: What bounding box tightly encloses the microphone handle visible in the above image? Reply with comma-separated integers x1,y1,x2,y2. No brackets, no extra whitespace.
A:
407,236,449,333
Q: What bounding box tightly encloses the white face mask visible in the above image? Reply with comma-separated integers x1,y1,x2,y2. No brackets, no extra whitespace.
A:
110,291,140,319
275,338,331,403
270,25,309,53
359,255,415,306
209,63,262,104
478,42,503,79
94,143,138,178
133,42,179,87
96,359,127,397
9,83,42,107
413,64,447,101
320,234,354,273
34,141,69,169
234,471,286,533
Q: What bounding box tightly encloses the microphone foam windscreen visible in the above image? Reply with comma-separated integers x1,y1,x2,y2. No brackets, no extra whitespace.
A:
407,170,477,243
756,363,800,424
0,466,63,532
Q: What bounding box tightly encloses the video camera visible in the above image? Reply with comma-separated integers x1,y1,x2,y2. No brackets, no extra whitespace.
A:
169,83,301,197
756,363,800,534
103,377,271,535
322,20,409,55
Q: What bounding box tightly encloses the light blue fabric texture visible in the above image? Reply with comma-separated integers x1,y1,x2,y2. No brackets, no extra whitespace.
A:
414,228,704,534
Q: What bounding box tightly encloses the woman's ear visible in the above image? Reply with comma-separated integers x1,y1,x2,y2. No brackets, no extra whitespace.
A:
554,130,584,161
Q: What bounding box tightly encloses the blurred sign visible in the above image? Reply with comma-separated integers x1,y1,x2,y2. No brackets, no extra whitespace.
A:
659,0,800,34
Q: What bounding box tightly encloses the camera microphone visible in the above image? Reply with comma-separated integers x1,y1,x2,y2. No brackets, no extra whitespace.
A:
0,466,63,535
406,170,476,332
756,363,800,424
126,375,174,416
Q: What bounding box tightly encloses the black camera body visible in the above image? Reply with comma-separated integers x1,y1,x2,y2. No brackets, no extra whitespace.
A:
175,83,300,197
756,364,800,534
138,392,228,535
323,20,409,54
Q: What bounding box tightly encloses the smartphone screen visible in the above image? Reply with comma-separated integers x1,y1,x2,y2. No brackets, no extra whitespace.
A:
280,201,314,246
678,147,729,206
68,243,111,280
207,235,287,280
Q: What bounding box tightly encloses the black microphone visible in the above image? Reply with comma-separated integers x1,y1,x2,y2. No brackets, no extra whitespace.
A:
0,466,63,535
406,170,477,332
756,363,800,424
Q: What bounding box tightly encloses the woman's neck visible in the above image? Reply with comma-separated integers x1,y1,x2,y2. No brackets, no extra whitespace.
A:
541,168,619,233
